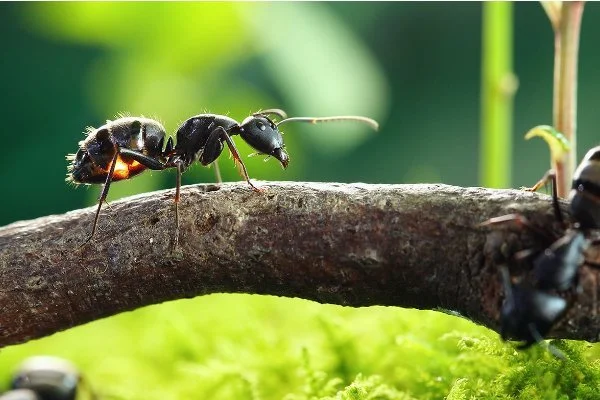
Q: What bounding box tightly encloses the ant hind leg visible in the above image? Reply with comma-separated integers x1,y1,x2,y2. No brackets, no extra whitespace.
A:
81,149,119,247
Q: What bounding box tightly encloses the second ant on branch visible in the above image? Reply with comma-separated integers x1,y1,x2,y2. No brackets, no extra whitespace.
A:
481,145,600,357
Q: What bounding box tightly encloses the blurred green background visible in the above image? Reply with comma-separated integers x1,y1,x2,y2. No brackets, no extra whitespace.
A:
3,1,600,226
3,2,600,399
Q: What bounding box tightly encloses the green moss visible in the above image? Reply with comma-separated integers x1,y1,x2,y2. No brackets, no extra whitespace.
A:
0,295,599,399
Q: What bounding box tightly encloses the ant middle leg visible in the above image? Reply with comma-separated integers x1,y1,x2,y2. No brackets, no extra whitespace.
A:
173,161,182,249
121,148,186,248
162,157,184,249
212,159,223,184
120,148,168,170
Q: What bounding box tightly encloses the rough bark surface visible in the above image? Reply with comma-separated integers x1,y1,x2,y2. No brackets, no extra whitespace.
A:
0,181,599,348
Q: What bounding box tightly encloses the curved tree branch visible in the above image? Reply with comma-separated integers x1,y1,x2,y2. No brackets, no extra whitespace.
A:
0,182,599,348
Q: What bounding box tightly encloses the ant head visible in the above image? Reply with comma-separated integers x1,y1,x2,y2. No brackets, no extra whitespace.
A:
239,115,289,169
237,109,379,169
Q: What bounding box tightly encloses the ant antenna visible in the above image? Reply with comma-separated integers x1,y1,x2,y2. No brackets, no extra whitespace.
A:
253,109,288,120
276,115,379,131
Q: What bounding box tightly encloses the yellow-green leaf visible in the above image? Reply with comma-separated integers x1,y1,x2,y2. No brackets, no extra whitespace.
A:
524,125,570,163
541,1,562,31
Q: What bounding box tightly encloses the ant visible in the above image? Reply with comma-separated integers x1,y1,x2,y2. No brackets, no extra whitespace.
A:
481,146,600,356
67,110,379,246
2,356,96,400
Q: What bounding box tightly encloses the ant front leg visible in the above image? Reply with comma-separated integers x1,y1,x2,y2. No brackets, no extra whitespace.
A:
210,126,262,192
523,169,563,225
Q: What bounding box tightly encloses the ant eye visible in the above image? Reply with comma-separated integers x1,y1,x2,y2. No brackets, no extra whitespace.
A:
256,121,266,131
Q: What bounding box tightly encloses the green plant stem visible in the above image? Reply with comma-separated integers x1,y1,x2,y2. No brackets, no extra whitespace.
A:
552,2,585,197
480,2,516,188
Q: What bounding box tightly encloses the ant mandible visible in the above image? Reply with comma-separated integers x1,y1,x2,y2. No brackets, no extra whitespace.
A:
67,110,379,246
481,146,600,356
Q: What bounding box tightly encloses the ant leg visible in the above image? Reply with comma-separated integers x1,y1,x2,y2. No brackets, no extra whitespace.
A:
525,323,566,359
523,169,554,193
83,149,119,246
480,213,531,229
173,160,183,249
119,148,166,170
213,159,223,184
523,169,563,224
479,213,553,242
215,126,261,192
121,148,186,248
120,148,187,247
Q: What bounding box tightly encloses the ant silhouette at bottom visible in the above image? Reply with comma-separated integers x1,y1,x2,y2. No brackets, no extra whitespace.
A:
68,109,379,246
481,146,600,357
0,356,96,400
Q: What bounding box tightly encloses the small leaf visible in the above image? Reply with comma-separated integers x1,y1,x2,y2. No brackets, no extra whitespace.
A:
541,2,563,31
524,125,570,163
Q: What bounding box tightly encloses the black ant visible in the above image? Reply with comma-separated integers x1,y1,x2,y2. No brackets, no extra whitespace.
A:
481,146,600,356
2,356,96,400
67,110,379,246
